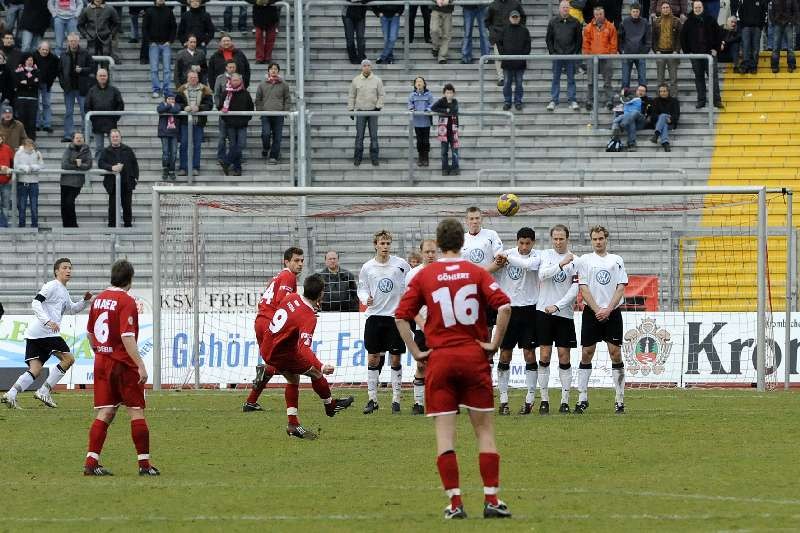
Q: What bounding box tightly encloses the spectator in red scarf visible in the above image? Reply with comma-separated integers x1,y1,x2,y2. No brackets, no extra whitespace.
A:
215,72,253,176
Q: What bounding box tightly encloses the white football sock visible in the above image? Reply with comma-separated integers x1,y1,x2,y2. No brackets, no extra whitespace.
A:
8,371,35,400
559,365,572,405
391,366,402,403
39,364,66,394
525,366,538,404
612,364,625,404
367,368,379,402
578,364,592,403
536,364,549,402
413,378,424,405
497,364,510,404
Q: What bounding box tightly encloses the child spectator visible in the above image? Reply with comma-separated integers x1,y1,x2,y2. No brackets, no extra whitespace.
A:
407,76,432,167
430,83,459,176
648,83,680,151
15,137,43,227
157,89,181,180
14,53,39,141
0,133,13,227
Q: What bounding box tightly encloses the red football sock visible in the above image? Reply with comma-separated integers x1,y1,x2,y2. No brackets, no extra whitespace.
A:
246,383,265,404
479,452,500,505
85,419,109,468
131,419,151,468
310,376,332,402
285,383,299,426
436,451,462,510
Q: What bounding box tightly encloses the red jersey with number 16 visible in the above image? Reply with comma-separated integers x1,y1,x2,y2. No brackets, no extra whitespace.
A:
87,287,139,368
396,258,510,349
256,268,297,322
260,293,318,363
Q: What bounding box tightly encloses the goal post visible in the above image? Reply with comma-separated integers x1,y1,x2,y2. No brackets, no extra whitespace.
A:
150,185,791,392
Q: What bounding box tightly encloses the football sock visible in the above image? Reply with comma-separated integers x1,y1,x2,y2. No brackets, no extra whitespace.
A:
367,366,379,402
311,376,332,404
497,362,510,404
131,419,151,468
526,362,539,404
85,419,109,468
479,452,500,506
390,365,402,403
285,383,300,425
559,363,572,404
246,383,265,404
612,362,625,403
578,363,592,402
436,450,462,510
413,377,424,406
39,363,66,394
8,370,35,400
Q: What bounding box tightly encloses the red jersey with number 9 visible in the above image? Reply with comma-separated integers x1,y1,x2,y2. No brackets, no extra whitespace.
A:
260,293,319,363
256,269,297,322
87,287,139,368
396,258,510,349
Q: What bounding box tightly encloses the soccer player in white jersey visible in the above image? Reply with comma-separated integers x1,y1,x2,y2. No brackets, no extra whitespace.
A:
487,227,541,415
358,230,412,414
536,224,580,415
462,206,503,330
405,239,438,415
2,258,93,409
576,225,629,414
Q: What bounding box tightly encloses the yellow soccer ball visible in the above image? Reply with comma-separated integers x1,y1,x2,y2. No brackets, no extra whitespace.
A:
497,193,521,217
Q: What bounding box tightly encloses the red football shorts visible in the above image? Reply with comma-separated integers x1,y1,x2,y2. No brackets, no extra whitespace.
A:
93,357,146,409
268,350,323,376
425,343,494,417
254,316,269,347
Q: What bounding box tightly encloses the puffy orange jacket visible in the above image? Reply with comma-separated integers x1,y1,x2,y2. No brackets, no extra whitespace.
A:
582,19,619,54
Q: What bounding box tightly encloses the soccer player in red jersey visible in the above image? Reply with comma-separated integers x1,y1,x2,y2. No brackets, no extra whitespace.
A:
84,260,159,476
396,218,513,520
243,246,305,412
261,274,354,439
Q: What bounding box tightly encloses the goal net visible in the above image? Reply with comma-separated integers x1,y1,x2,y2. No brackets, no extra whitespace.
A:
150,186,790,391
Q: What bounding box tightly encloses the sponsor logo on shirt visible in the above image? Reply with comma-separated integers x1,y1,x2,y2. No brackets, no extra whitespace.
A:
507,265,522,280
377,278,394,293
596,270,611,285
468,249,485,263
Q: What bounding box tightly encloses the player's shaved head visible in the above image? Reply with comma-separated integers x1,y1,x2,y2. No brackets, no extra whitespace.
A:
304,274,325,301
437,218,465,252
110,260,135,288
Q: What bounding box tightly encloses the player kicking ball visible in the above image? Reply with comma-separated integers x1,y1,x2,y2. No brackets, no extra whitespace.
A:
576,225,628,414
84,260,159,476
3,258,93,409
536,225,580,415
357,230,411,415
396,218,513,520
404,239,438,415
244,247,305,412
260,274,354,439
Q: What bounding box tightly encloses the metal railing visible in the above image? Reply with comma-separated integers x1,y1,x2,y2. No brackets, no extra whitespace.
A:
476,167,688,187
304,109,515,183
6,168,123,228
106,1,293,77
478,53,716,129
302,0,491,76
84,110,298,181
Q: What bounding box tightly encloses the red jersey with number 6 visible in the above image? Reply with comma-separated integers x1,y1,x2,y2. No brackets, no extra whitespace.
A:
260,293,319,363
256,269,297,322
87,287,139,368
396,257,510,349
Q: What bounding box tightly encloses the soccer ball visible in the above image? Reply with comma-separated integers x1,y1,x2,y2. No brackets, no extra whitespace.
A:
497,194,520,217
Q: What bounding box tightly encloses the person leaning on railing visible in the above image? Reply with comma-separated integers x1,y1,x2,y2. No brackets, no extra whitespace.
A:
59,130,92,227
98,128,138,227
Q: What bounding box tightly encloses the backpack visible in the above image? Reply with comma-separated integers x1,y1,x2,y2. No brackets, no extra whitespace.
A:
606,138,623,152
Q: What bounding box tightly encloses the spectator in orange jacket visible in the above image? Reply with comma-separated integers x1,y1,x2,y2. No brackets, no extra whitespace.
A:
582,6,618,111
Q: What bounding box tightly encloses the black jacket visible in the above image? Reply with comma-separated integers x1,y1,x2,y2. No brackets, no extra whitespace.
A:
2,46,22,71
207,47,250,88
60,142,93,188
497,23,531,69
372,4,404,16
33,51,59,89
20,0,52,35
247,0,281,28
485,0,526,44
99,142,139,190
0,65,14,104
680,13,721,53
178,5,215,46
216,88,254,128
85,83,125,133
648,95,680,128
343,0,369,19
58,46,96,95
770,0,800,25
142,4,177,43
14,66,39,99
547,15,582,54
174,47,207,85
736,0,768,27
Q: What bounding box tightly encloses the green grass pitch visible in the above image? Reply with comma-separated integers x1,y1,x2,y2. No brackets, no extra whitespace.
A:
3,388,800,532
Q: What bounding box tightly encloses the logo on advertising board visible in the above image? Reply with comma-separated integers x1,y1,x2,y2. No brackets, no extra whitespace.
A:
623,317,673,376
